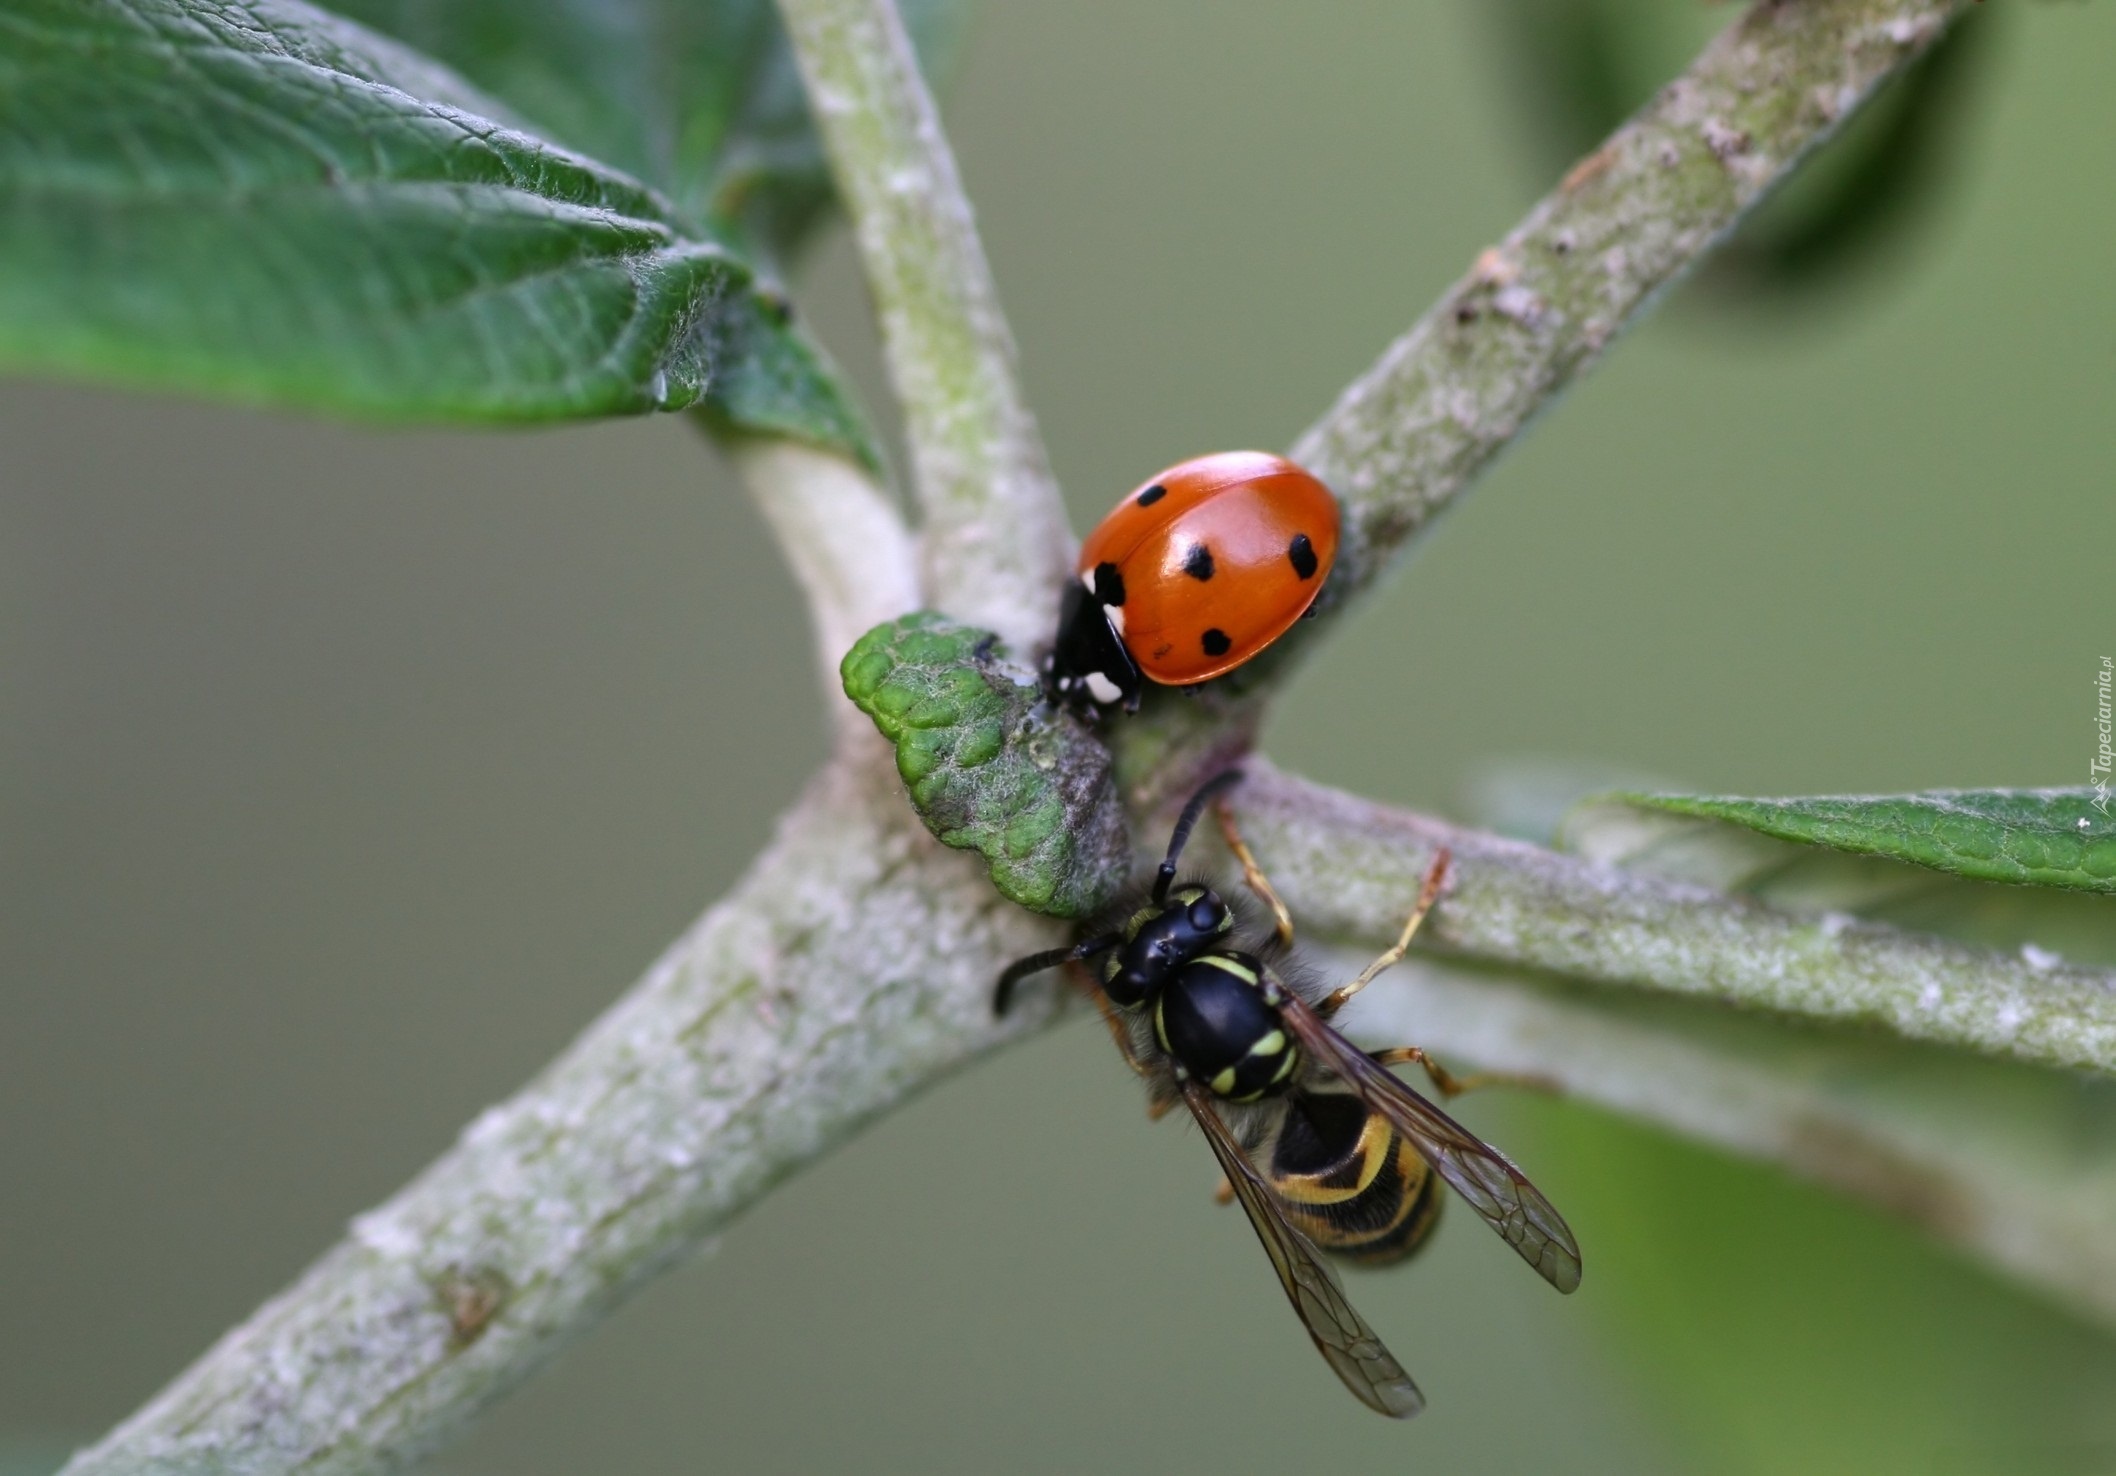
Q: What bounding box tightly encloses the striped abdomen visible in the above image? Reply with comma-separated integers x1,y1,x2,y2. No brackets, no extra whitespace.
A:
1266,1087,1442,1267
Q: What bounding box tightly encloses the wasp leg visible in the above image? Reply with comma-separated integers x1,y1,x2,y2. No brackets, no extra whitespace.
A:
1211,1174,1235,1206
1369,1045,1557,1099
1078,976,1180,1123
1214,798,1295,950
1091,994,1153,1080
1318,848,1452,1018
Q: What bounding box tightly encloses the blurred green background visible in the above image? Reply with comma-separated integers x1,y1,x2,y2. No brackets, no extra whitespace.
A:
5,2,2114,1472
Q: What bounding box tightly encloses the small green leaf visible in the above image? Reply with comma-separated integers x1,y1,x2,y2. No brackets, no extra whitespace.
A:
1559,790,2116,971
688,289,873,455
841,613,1129,918
1614,789,2116,894
0,0,872,453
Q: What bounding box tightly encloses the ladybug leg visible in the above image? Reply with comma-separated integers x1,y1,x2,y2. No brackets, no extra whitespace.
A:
1047,579,1141,717
1212,800,1294,950
1367,1045,1555,1099
1317,848,1452,1017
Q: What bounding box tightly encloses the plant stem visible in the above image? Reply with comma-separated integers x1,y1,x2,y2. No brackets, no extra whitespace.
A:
61,747,1065,1476
720,433,921,727
1234,763,2116,1077
776,0,1072,653
60,2,1996,1470
1331,951,2116,1331
1122,0,1978,795
1295,0,1973,601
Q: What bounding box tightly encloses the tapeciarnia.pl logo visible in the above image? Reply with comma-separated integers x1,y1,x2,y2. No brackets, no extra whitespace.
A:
2093,656,2113,817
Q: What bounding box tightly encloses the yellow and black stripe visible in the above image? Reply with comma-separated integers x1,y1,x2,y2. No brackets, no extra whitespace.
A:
1264,1089,1442,1267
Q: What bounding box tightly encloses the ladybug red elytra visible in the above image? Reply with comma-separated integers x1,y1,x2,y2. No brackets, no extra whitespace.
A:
1047,451,1339,714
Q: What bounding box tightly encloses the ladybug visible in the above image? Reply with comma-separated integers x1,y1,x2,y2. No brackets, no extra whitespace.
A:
1047,451,1339,714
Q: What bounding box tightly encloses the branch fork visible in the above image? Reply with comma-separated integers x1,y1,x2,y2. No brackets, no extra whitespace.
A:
62,2,2006,1471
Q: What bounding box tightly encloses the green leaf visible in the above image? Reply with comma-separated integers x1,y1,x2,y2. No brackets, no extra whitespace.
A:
1558,794,2116,972
1610,789,2116,894
0,0,871,450
840,613,1129,918
321,0,971,269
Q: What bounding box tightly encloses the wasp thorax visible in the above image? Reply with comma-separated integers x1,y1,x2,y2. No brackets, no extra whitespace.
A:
1101,887,1232,1008
1155,952,1300,1102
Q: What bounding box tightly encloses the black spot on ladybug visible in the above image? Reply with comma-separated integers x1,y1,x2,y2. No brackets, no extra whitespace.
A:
1136,483,1168,507
1288,533,1319,581
1183,544,1215,581
1201,628,1232,658
1093,562,1127,606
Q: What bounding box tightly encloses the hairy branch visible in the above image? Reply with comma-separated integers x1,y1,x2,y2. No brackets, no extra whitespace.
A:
63,2,1995,1471
1296,0,1969,594
62,747,1065,1476
1235,764,2116,1077
1332,954,2116,1331
776,0,1072,651
1124,0,1975,795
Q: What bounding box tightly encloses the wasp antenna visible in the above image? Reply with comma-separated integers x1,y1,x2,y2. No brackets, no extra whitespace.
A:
1154,769,1246,903
1072,932,1122,969
992,933,1121,1017
993,949,1076,1016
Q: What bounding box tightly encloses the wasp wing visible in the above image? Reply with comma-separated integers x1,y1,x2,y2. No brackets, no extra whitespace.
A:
1277,989,1583,1294
1180,1079,1425,1418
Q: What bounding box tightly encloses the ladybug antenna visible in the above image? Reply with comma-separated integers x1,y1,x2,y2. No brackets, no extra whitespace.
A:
992,933,1120,1017
1154,769,1245,904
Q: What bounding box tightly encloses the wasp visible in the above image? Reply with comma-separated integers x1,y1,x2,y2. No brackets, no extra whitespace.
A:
994,770,1581,1417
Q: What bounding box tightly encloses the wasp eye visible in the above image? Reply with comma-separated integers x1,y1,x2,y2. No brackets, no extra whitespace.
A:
1188,896,1226,931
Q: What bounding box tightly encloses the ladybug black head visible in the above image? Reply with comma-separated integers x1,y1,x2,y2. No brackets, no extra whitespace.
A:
1046,577,1141,715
